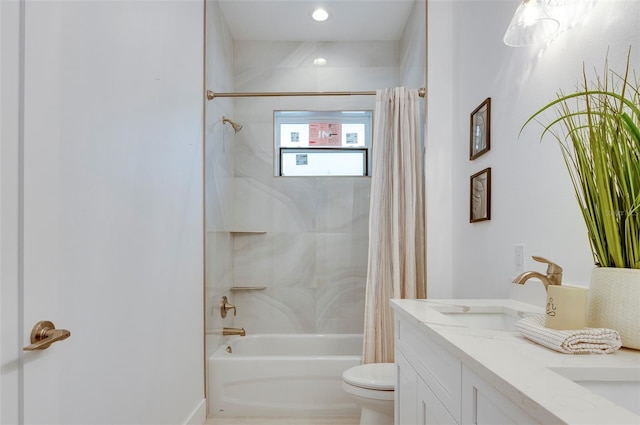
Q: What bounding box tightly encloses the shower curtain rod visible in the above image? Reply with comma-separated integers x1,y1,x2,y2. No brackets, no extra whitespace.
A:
206,87,426,100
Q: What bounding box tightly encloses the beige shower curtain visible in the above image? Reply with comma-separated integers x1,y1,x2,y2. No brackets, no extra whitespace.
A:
362,87,426,364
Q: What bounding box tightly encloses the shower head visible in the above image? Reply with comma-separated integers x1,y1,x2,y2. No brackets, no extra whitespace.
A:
222,116,243,134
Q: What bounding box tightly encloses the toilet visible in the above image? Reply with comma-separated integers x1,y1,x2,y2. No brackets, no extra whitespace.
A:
342,363,395,425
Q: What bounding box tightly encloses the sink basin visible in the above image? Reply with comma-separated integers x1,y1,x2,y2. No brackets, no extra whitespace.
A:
440,311,523,330
550,366,640,416
433,305,538,331
418,300,544,331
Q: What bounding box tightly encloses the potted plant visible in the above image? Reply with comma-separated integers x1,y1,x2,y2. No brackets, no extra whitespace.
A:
521,51,640,349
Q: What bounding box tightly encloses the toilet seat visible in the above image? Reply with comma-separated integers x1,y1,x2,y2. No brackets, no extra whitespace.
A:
342,381,395,401
342,363,395,391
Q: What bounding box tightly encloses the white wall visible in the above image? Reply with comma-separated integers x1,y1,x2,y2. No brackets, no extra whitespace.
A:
427,0,640,303
426,0,455,299
1,1,205,424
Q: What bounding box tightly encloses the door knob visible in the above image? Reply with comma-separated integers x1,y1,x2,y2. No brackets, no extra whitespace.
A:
23,320,71,351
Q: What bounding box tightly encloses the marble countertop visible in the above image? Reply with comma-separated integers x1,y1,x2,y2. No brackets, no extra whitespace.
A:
390,298,640,425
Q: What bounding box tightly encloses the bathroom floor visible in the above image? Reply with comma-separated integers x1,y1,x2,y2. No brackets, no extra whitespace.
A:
204,416,360,425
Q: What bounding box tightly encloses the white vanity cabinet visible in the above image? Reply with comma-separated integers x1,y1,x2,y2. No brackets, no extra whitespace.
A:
392,299,640,425
395,349,418,425
395,316,460,424
394,315,534,425
461,365,537,424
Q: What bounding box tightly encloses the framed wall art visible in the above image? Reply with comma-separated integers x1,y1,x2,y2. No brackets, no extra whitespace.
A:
470,167,491,223
469,97,491,160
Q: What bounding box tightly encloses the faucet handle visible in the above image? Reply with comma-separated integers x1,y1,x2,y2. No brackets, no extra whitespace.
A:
220,296,237,318
532,256,563,287
531,255,563,274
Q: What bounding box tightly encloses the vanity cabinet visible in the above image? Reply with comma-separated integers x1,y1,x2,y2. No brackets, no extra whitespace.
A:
392,299,640,424
394,315,534,425
395,316,460,424
396,349,458,425
461,366,537,424
395,349,418,425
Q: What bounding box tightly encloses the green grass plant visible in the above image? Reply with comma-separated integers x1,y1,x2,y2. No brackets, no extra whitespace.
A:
521,51,640,269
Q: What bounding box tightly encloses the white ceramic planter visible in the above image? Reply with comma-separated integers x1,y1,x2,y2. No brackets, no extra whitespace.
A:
588,267,640,350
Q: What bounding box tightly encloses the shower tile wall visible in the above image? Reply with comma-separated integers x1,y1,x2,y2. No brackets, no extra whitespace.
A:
231,178,371,333
206,0,425,336
205,0,235,351
226,40,401,334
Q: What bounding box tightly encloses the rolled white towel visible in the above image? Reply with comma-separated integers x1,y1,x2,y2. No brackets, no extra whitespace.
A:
515,315,621,354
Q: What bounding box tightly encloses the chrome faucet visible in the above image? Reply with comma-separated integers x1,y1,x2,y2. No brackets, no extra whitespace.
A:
513,256,563,291
222,327,246,336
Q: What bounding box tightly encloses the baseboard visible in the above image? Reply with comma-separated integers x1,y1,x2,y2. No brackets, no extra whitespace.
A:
183,399,207,425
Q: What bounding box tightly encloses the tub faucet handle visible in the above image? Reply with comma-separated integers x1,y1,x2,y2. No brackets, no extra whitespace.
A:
220,296,237,318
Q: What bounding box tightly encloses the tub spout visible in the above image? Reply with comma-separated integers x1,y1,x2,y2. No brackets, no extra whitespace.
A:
223,327,246,336
513,255,563,292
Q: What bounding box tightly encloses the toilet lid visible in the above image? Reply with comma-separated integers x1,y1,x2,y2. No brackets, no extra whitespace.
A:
343,363,395,390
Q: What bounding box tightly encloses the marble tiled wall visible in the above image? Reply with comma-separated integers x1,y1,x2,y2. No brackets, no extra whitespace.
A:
230,177,371,333
206,0,426,336
400,0,426,89
226,40,401,334
205,0,235,356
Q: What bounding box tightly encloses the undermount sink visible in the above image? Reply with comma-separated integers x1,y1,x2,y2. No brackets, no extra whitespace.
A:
440,311,522,330
432,305,539,331
550,366,640,416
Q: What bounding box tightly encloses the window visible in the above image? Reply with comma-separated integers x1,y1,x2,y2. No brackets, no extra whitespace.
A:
274,110,373,176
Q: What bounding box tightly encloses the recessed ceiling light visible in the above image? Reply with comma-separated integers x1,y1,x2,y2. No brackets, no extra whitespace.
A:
313,58,327,66
311,8,329,22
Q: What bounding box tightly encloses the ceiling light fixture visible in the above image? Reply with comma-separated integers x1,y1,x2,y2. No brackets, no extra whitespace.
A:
313,58,327,66
311,8,329,22
503,0,560,47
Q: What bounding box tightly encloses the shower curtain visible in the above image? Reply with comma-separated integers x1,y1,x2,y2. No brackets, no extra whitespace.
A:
362,87,426,364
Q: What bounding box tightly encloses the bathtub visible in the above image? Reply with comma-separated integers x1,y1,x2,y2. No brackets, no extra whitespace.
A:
208,334,363,417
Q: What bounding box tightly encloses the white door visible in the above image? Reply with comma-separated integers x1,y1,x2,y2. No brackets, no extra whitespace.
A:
1,1,205,424
1,1,27,423
20,2,74,421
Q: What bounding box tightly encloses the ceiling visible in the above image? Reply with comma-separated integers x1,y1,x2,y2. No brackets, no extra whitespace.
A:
217,0,416,41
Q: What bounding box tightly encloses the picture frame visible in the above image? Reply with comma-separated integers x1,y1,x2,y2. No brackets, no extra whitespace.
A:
470,167,491,223
469,97,491,160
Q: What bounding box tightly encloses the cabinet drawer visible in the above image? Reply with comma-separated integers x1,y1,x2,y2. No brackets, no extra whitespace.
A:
396,317,461,422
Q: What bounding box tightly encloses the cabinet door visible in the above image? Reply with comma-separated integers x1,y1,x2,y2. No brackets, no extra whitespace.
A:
462,366,537,425
395,349,418,425
396,315,461,421
418,377,458,425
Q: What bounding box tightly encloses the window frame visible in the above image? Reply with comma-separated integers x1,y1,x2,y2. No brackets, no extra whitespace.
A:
279,147,369,177
274,110,373,177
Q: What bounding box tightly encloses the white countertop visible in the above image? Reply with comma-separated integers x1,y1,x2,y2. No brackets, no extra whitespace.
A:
390,298,640,425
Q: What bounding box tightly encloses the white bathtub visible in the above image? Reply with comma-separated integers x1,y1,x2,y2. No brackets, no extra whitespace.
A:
208,334,363,417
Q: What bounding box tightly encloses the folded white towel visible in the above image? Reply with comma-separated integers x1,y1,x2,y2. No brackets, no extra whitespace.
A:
515,315,621,354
